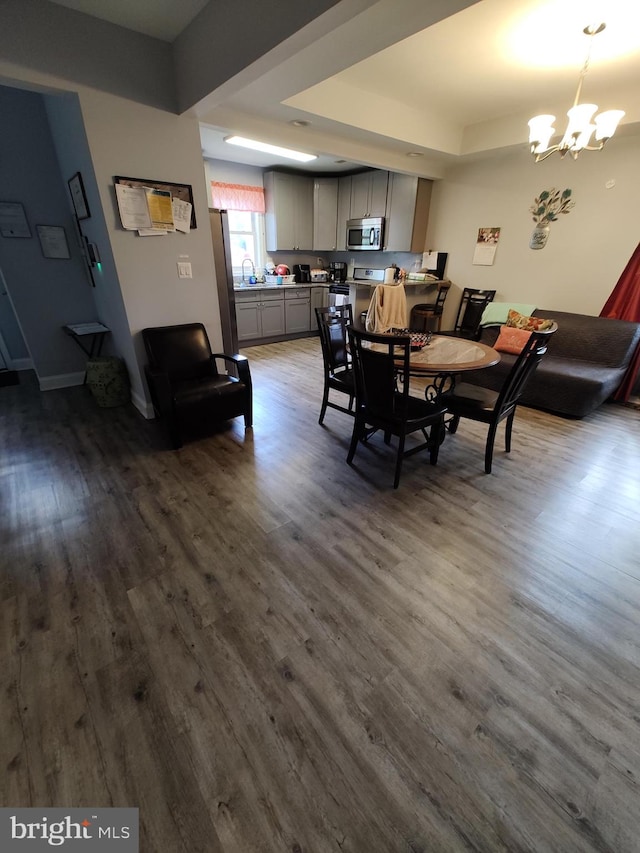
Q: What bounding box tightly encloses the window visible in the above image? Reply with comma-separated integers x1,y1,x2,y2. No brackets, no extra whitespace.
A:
227,210,266,279
211,181,267,280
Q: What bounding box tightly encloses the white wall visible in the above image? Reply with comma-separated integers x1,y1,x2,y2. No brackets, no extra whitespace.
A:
427,133,640,329
205,159,265,191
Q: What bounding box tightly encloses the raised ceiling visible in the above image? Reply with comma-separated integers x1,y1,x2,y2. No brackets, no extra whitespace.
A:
48,0,640,175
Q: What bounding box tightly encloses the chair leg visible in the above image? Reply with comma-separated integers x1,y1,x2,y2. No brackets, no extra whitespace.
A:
505,411,515,453
168,421,182,450
318,380,330,425
393,434,406,489
346,417,361,465
485,422,499,474
429,418,443,465
447,414,461,434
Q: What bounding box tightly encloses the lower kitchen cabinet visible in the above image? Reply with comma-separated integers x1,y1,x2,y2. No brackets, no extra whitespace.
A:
285,287,312,334
235,286,325,342
310,285,328,328
236,290,285,341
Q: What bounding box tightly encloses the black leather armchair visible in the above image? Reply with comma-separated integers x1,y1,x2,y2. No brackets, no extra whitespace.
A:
142,323,252,448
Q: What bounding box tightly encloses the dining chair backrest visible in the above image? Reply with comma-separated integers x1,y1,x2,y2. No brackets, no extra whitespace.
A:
432,281,452,316
494,322,558,416
315,304,353,372
347,326,411,423
454,288,497,336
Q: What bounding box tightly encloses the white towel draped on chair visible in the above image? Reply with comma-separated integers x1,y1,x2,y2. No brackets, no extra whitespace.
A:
365,284,407,333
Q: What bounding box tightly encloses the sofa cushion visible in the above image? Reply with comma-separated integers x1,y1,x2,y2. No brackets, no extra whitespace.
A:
532,309,640,366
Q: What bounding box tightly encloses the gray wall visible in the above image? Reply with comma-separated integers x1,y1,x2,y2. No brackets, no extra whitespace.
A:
0,85,98,383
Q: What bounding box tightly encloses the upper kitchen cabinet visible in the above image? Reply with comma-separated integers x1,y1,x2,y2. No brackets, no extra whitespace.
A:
313,177,339,251
384,174,433,252
349,170,389,218
264,171,313,251
335,177,352,250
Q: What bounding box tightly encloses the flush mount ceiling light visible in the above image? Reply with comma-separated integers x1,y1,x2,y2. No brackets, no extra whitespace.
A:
528,23,625,162
289,120,310,127
224,135,317,162
406,151,424,157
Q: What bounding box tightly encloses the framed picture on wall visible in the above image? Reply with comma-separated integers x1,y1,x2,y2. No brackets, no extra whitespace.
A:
68,172,90,220
0,201,31,237
36,225,70,259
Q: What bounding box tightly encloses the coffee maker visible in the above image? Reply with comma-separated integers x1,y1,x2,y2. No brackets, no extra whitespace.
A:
293,264,311,283
329,261,348,282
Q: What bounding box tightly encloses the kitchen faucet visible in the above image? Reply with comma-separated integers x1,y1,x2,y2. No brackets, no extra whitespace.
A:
242,258,255,282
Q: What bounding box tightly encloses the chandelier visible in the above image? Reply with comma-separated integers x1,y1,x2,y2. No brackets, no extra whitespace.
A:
528,23,625,162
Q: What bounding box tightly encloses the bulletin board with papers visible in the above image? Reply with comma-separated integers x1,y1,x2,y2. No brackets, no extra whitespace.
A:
114,176,196,236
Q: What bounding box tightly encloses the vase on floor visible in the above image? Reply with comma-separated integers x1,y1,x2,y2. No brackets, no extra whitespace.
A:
530,224,550,250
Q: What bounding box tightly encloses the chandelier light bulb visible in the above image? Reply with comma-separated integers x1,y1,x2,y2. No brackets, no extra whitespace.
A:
527,24,625,162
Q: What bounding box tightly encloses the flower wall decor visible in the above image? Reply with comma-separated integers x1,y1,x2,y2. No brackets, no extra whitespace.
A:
529,188,575,249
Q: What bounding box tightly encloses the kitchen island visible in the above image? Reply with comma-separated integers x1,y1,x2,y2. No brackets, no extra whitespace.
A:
345,278,448,326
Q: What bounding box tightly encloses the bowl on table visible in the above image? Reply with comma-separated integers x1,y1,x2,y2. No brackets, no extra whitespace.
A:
392,329,433,349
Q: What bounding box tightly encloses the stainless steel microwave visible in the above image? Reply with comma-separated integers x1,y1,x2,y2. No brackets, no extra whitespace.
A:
346,217,384,251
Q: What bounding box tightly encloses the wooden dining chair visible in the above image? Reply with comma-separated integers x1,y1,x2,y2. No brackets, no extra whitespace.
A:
315,304,355,424
445,288,497,339
346,326,447,488
440,323,557,472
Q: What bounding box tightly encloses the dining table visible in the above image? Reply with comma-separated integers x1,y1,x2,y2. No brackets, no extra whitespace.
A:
402,334,500,399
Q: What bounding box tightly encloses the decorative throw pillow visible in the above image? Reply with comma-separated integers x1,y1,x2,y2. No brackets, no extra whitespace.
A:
494,325,532,355
506,308,554,331
480,302,537,327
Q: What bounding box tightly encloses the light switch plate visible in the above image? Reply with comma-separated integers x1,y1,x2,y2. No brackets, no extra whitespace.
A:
177,262,192,278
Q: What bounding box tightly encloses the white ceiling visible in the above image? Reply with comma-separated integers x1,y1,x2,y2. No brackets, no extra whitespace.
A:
49,0,640,175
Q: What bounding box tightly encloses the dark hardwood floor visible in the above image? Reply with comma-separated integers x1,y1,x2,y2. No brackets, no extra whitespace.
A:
2,337,640,852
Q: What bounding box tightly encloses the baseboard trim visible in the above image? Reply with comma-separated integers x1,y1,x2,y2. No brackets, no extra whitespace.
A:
13,358,33,371
132,389,155,419
39,371,85,391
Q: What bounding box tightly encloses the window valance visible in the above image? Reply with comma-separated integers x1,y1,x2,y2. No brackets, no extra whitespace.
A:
211,181,265,213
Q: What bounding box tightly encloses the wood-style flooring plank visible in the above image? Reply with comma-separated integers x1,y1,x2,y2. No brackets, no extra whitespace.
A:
1,341,640,852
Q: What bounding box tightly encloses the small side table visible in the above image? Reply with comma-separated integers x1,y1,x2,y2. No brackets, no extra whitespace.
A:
63,322,110,382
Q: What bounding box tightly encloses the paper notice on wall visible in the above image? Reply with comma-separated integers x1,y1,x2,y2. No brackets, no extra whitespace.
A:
115,184,152,230
473,227,500,265
172,199,192,233
422,251,439,270
138,228,168,236
145,188,175,231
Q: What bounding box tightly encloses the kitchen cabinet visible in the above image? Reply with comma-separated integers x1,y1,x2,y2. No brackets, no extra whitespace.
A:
313,178,339,251
384,174,433,252
264,171,313,251
349,170,388,218
310,285,328,328
285,287,312,333
335,176,352,250
236,289,285,341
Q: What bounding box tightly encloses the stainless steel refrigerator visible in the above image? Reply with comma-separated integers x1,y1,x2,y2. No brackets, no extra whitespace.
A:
209,208,239,353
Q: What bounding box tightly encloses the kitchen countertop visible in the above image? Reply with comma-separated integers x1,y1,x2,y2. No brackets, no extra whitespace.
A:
233,282,329,292
346,278,444,287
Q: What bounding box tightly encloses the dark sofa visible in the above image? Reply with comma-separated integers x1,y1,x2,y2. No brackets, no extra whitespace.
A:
466,309,640,418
